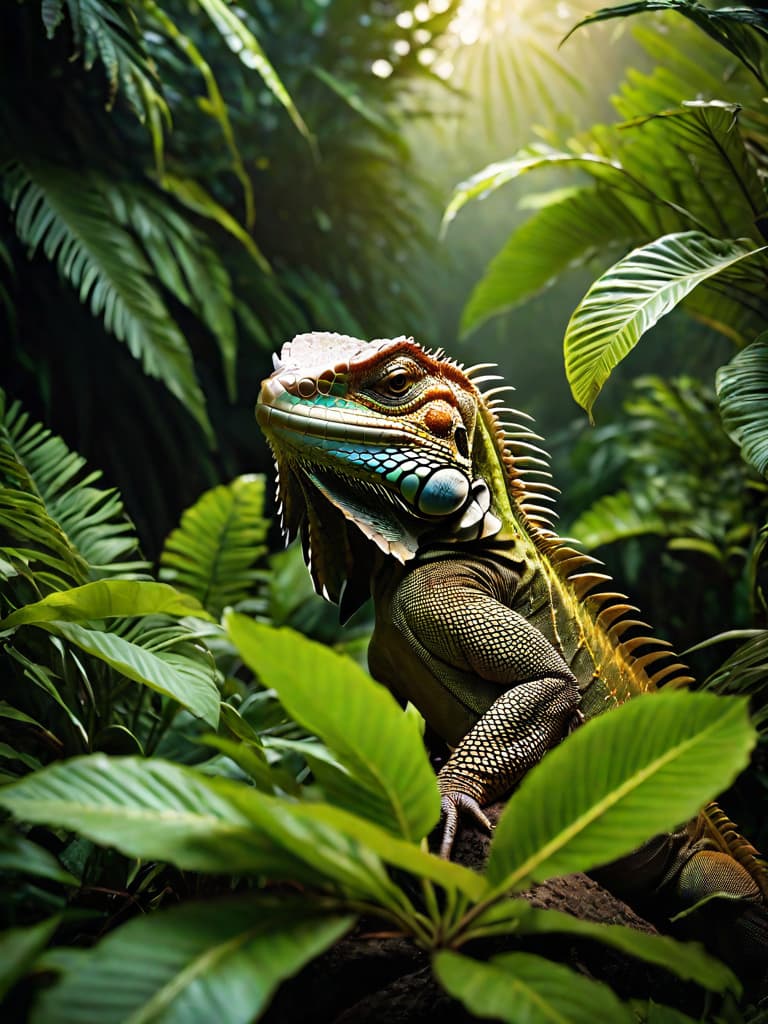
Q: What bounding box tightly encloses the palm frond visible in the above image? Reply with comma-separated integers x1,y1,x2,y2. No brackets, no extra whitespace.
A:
0,389,147,600
5,161,214,439
716,333,768,479
159,476,269,619
563,231,767,418
461,184,644,336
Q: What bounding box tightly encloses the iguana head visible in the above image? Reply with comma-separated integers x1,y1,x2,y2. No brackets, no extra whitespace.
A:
257,332,553,609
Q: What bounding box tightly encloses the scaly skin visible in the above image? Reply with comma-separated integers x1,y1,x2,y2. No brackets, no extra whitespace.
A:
256,331,767,913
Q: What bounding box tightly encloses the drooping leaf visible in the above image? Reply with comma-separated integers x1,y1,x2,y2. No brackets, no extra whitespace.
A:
442,146,628,234
469,900,739,994
461,185,642,336
5,163,213,441
485,692,754,894
434,951,634,1024
0,916,61,1002
32,897,351,1024
226,614,440,841
42,621,220,728
1,580,212,629
569,489,670,549
564,232,766,418
0,828,78,886
716,333,768,478
160,477,269,619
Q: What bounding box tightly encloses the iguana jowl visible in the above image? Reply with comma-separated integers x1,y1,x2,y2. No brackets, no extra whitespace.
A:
256,331,767,913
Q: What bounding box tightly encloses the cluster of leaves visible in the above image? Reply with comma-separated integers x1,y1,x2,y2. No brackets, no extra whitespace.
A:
446,2,768,466
1,0,457,548
0,392,760,1022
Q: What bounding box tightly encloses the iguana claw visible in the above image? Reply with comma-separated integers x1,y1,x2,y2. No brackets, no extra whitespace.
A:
439,791,494,859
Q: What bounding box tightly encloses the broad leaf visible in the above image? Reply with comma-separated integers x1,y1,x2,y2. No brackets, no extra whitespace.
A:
0,827,78,885
716,333,768,478
564,232,766,417
461,185,642,336
45,621,220,728
1,580,212,629
226,614,439,841
485,692,754,893
33,897,351,1024
160,477,269,619
0,916,61,1001
434,951,634,1024
0,756,483,901
569,490,669,549
469,901,738,994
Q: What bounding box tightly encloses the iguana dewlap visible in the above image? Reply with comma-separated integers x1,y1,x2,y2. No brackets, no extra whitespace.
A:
256,331,766,914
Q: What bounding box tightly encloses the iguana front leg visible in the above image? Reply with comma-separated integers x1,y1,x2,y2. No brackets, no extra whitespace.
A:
388,559,582,857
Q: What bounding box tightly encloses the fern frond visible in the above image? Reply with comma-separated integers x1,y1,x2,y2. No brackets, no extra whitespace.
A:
160,476,269,619
5,161,213,440
0,390,147,599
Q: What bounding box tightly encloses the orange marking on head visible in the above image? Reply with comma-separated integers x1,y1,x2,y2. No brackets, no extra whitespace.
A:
424,405,454,437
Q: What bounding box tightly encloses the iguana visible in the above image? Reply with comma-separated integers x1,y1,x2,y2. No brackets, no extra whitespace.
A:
256,331,767,941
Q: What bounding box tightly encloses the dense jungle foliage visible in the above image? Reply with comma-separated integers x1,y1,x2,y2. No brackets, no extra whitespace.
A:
1,1,768,1021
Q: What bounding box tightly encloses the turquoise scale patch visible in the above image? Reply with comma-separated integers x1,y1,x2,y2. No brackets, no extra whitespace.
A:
400,474,420,503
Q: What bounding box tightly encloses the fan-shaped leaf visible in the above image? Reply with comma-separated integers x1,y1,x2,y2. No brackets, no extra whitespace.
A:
716,333,768,478
485,692,754,894
564,232,766,418
160,477,269,619
570,490,669,549
461,185,641,336
434,951,634,1024
1,580,212,629
32,897,351,1024
226,614,440,841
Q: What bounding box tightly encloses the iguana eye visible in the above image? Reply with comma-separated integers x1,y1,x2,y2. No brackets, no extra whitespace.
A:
382,369,412,397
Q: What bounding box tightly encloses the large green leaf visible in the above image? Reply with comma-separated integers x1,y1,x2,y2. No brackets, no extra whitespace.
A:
226,614,440,841
32,897,351,1024
485,692,754,894
160,477,269,619
1,580,212,629
716,333,768,478
461,185,642,336
569,490,670,549
434,951,634,1024
469,900,738,994
564,232,766,418
44,621,220,728
0,756,483,901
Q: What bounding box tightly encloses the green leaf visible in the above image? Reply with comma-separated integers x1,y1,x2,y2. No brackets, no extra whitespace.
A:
225,615,440,841
434,951,634,1024
6,163,213,442
46,621,220,728
195,0,310,142
716,333,768,478
485,692,754,894
564,232,766,418
0,828,78,885
160,478,269,619
569,490,670,549
461,186,641,336
0,756,484,901
0,916,61,1002
1,580,212,629
442,146,629,234
32,897,351,1024
474,901,738,995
